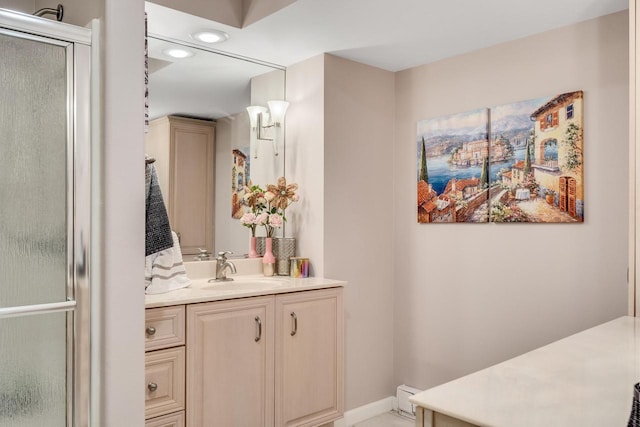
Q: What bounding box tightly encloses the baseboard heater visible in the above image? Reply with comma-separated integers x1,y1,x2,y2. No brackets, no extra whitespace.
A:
397,384,422,419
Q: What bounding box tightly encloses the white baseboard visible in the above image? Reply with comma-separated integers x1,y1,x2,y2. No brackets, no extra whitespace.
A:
333,396,397,427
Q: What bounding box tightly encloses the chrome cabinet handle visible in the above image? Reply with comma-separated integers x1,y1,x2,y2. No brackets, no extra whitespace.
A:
290,312,297,336
146,326,156,336
147,382,158,392
255,316,262,342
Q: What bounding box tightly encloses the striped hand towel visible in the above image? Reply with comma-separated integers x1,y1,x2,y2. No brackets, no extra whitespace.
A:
145,231,191,294
145,159,173,256
629,383,640,427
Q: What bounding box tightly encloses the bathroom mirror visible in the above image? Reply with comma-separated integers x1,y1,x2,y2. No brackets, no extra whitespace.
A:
146,35,286,257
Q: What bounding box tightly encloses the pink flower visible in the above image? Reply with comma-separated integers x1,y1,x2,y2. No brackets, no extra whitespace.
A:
240,212,256,225
255,212,269,225
268,214,283,228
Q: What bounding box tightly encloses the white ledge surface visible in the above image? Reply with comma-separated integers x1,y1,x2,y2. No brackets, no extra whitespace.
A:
410,316,640,427
145,274,346,308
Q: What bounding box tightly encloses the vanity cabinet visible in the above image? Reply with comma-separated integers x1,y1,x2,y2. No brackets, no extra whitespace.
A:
184,287,343,427
275,288,344,426
187,296,275,427
145,116,215,256
145,306,186,425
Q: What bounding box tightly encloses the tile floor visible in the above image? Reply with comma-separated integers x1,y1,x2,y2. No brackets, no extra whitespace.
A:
353,411,414,427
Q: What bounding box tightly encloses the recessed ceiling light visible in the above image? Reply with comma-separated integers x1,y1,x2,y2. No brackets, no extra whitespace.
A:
162,48,194,59
190,30,229,44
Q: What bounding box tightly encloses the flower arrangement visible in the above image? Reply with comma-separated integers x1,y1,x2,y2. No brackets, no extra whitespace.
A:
521,172,539,193
240,184,266,237
240,177,299,238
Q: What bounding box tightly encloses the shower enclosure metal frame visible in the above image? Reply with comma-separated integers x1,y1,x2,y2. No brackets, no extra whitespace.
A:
0,9,92,427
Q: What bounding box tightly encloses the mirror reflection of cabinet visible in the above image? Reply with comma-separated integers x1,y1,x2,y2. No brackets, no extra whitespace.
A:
146,28,286,255
146,116,215,256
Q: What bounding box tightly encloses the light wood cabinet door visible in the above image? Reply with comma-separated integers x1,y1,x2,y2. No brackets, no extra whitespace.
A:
186,296,275,427
146,116,215,255
275,288,344,427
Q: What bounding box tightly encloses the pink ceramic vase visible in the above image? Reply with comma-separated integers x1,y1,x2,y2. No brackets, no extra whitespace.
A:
262,237,276,276
262,237,276,264
248,236,258,258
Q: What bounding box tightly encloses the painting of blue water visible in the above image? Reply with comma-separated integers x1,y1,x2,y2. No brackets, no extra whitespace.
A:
417,91,584,224
424,149,526,195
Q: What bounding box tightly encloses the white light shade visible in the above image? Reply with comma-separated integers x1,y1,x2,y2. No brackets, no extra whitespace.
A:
162,48,194,59
267,100,289,124
246,106,267,127
191,30,229,44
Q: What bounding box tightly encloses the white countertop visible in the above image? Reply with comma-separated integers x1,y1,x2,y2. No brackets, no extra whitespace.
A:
410,316,640,427
145,274,346,308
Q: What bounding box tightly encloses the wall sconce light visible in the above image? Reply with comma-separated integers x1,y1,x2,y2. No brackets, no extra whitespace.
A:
246,100,289,159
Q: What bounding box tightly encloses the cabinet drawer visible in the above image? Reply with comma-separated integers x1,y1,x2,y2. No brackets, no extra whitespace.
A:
145,306,185,351
145,347,186,419
145,411,185,427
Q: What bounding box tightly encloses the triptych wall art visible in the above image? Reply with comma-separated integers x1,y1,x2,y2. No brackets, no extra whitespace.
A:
417,91,584,223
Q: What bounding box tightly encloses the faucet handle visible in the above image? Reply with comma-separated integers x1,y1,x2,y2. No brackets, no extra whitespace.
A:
217,251,233,260
194,248,211,261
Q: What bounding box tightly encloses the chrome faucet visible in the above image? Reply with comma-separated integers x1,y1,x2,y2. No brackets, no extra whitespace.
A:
194,248,211,261
209,251,237,282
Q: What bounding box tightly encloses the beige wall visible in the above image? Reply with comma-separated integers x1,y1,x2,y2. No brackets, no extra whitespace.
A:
285,54,326,276
35,0,101,26
0,0,34,14
0,1,99,27
286,54,396,410
323,55,396,409
215,111,251,254
393,11,629,390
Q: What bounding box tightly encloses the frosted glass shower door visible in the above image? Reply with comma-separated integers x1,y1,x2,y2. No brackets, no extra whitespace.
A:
0,16,91,427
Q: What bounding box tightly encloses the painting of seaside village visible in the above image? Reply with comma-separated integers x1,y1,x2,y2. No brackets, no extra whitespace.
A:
417,91,584,223
231,147,250,219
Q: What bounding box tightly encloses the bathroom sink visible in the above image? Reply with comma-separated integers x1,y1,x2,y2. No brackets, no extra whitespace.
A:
202,278,287,292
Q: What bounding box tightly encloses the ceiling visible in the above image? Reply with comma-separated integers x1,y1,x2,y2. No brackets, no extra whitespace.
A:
145,0,628,120
147,37,282,120
147,0,628,72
